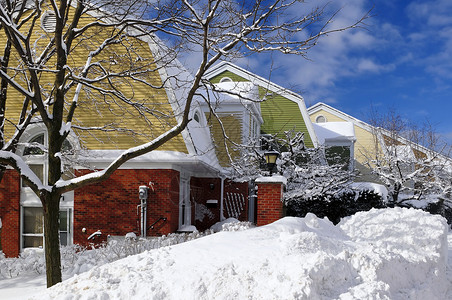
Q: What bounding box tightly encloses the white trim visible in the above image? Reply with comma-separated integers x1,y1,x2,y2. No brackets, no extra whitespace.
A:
219,77,233,83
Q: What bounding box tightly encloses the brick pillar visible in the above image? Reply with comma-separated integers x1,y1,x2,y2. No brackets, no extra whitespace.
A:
255,176,286,226
0,170,21,257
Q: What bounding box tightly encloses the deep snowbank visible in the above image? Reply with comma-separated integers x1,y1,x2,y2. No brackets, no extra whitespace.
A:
33,208,448,300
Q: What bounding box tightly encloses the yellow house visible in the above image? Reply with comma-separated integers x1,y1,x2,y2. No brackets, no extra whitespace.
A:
308,102,381,182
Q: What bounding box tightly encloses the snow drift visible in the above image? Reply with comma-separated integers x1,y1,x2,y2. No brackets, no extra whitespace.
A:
33,208,448,300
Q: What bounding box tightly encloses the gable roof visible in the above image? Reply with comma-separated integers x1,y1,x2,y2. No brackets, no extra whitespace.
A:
308,102,374,133
204,62,318,147
85,6,222,171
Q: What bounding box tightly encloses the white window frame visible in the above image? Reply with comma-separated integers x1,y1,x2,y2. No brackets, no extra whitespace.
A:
19,126,76,251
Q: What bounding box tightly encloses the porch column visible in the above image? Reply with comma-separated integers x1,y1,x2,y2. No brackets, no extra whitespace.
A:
255,176,286,226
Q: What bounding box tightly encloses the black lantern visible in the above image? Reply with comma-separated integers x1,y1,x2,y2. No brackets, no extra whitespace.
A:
264,150,279,175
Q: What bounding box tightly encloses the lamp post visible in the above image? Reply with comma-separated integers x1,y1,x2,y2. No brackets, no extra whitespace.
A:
264,150,279,175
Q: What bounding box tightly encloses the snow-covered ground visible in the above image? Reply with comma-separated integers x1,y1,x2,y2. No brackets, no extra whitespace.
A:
1,208,451,299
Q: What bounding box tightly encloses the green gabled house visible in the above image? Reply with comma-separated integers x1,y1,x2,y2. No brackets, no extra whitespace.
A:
202,62,318,166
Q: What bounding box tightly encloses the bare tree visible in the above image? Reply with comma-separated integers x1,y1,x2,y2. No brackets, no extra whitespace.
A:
0,0,368,286
364,109,452,206
230,130,355,202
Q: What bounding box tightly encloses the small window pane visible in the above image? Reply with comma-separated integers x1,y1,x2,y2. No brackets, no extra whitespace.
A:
23,207,43,234
59,211,67,231
22,164,44,187
23,236,43,248
24,134,45,155
59,232,68,246
194,112,200,123
62,139,73,153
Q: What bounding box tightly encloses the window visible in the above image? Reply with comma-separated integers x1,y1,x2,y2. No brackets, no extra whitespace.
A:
20,129,75,250
193,111,200,123
325,145,351,170
219,77,232,83
22,207,44,248
41,11,56,33
316,115,327,123
22,207,72,249
59,209,72,246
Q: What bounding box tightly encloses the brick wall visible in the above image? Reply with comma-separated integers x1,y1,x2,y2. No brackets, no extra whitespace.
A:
256,182,284,226
74,169,180,247
0,170,21,257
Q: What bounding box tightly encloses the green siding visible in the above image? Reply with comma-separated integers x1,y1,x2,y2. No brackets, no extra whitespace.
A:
208,69,314,148
209,70,248,84
259,88,314,148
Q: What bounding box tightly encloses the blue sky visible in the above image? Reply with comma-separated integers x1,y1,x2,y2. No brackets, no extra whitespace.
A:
235,0,452,145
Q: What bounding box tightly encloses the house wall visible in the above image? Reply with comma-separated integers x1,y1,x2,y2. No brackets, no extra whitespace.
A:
259,90,314,148
74,169,181,247
209,70,248,83
0,170,21,257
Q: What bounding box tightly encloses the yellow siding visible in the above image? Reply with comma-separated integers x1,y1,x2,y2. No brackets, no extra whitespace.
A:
310,111,345,123
1,4,187,152
207,113,243,166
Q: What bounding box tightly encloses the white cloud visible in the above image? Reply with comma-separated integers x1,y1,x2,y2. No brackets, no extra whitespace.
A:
357,59,390,73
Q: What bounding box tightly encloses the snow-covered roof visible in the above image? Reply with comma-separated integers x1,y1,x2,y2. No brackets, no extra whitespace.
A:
211,81,260,105
78,150,221,176
312,122,355,145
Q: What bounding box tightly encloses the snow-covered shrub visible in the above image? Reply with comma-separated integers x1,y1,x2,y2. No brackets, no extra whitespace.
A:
221,221,253,231
0,249,46,278
286,189,386,224
210,218,254,232
0,230,220,279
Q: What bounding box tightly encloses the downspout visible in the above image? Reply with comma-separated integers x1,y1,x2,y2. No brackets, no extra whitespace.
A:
139,186,149,238
220,176,225,221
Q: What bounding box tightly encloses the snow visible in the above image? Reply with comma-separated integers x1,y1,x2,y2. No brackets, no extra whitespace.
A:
1,208,451,299
313,122,356,144
255,174,287,185
351,182,389,201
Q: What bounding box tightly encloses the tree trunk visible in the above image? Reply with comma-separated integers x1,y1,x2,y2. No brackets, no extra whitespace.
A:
43,192,62,287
